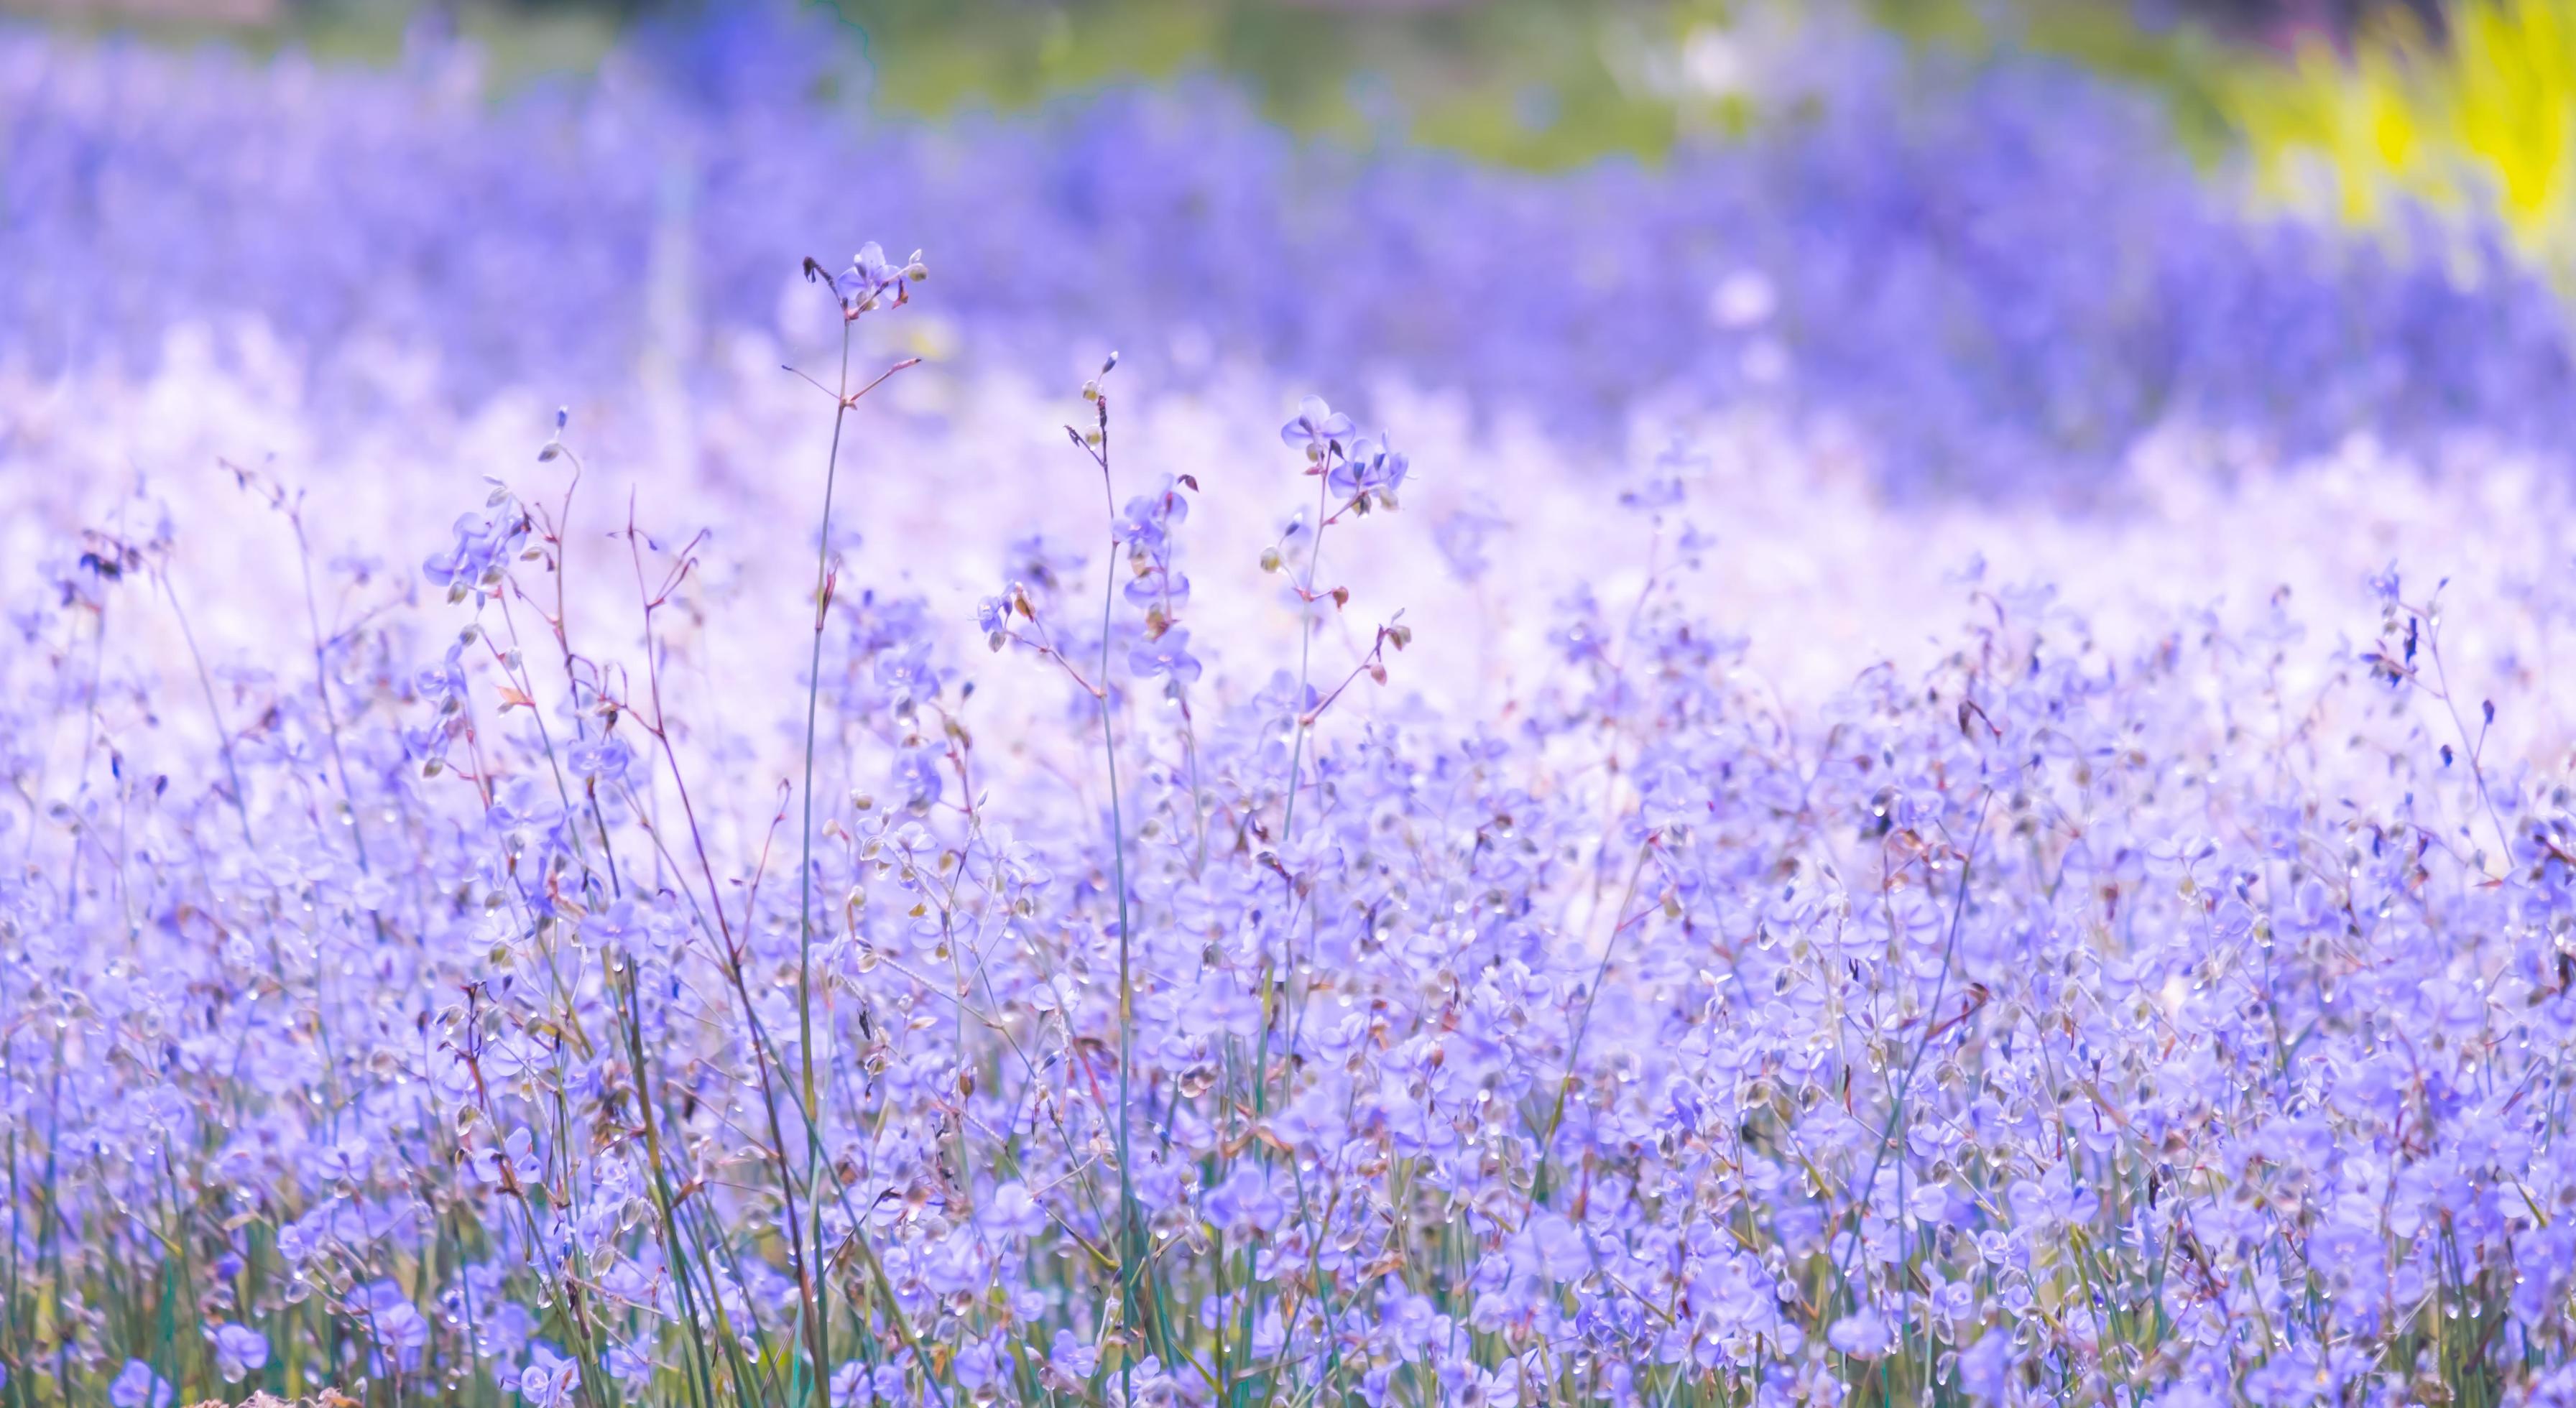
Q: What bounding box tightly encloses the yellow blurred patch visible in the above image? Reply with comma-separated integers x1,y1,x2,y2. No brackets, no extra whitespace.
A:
2223,0,2576,282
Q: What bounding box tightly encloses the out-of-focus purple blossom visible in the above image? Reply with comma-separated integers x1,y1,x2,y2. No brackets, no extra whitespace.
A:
1509,1212,1592,1282
567,734,634,783
1129,627,1204,685
1957,1328,2016,1402
1122,565,1191,611
1432,503,1506,583
353,1280,433,1369
954,1335,1010,1390
1827,1307,1893,1358
604,1340,657,1392
1113,481,1191,557
984,1180,1046,1240
109,1363,171,1408
1049,1328,1099,1381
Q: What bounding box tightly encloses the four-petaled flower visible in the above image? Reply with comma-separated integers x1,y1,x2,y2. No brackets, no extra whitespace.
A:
568,735,634,783
1329,435,1411,503
831,242,927,315
1130,626,1204,685
1278,395,1354,463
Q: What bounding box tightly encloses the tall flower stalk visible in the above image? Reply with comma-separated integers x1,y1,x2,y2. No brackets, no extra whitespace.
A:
1058,356,1156,1393
790,244,925,1407
13,238,2576,1408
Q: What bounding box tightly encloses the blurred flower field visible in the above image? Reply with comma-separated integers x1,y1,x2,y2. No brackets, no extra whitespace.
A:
9,2,2576,1407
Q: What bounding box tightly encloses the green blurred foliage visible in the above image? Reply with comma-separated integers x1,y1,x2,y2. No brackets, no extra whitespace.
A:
816,0,1745,170
0,0,627,89
1870,0,2253,158
35,0,2566,251
817,0,2257,170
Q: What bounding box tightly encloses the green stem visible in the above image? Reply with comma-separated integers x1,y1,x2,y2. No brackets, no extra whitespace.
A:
795,317,857,1402
1095,420,1150,1397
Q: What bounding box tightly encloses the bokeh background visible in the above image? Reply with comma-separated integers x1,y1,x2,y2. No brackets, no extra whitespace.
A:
5,0,2573,708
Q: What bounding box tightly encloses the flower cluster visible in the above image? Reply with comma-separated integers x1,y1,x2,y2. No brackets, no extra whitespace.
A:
7,4,2576,1402
4,225,2576,1408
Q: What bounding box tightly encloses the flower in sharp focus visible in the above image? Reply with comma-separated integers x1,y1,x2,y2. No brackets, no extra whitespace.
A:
832,241,925,315
975,586,1028,651
1279,394,1354,463
1329,434,1411,506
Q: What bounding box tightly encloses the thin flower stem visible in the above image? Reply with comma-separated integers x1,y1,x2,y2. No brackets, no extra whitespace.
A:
1277,466,1332,851
1090,398,1153,1396
795,315,855,1404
